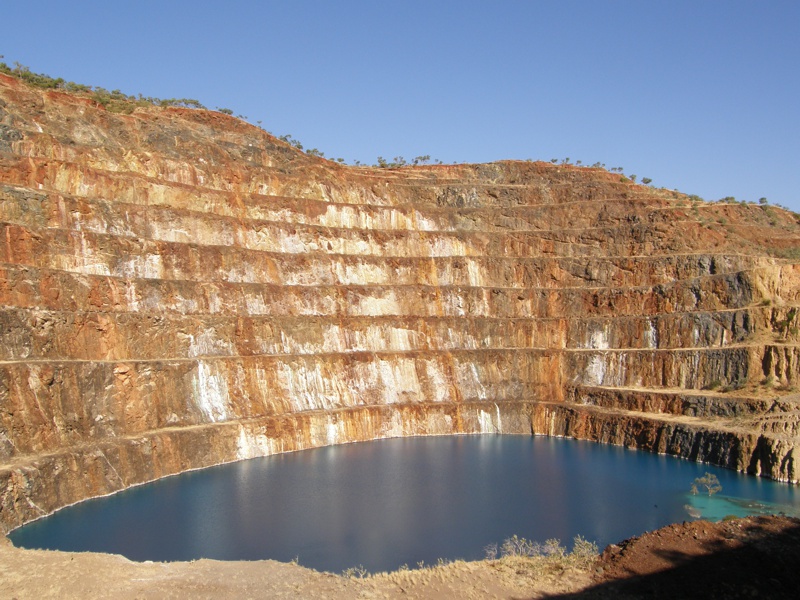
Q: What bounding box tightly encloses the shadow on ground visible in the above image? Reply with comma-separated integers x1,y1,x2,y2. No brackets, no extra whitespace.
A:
551,516,800,599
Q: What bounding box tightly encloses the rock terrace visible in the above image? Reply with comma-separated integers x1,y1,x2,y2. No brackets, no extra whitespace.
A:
1,72,800,534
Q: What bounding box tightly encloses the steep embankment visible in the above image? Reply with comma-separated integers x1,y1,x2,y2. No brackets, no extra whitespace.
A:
1,72,800,533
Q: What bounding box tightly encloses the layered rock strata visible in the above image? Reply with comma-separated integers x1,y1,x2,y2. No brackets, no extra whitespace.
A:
1,72,800,533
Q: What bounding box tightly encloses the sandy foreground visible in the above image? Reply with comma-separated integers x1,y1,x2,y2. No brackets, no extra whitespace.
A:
0,532,591,600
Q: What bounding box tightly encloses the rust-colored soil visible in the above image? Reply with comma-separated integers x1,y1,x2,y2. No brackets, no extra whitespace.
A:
565,515,800,599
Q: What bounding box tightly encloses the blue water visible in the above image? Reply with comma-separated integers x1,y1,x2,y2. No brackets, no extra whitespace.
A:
9,435,800,573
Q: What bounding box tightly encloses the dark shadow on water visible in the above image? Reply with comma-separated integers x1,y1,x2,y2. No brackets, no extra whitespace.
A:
548,517,800,600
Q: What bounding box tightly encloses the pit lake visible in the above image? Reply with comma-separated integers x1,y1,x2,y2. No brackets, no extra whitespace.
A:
10,435,800,573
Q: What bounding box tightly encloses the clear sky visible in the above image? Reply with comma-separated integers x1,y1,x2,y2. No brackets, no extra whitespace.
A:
2,1,798,210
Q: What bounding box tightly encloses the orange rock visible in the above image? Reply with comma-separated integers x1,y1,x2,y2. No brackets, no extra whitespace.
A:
0,73,799,533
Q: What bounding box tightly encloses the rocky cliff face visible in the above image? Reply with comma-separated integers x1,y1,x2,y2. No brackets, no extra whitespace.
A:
1,72,800,533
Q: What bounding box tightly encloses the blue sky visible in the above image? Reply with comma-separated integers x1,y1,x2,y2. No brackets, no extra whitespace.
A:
2,1,798,210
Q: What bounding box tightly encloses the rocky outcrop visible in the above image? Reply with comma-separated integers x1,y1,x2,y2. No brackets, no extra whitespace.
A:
1,72,800,533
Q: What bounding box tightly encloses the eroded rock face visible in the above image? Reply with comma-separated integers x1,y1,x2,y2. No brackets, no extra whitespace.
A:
1,72,800,532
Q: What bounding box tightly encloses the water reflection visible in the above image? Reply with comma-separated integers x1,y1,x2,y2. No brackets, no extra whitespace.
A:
10,435,800,573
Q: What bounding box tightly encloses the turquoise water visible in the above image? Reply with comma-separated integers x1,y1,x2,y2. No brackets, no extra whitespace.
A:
10,436,799,573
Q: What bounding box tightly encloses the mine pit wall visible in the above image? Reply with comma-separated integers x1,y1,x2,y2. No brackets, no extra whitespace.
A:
1,338,789,463
528,402,797,484
3,76,800,538
0,402,533,534
2,262,800,534
0,350,563,456
2,399,796,535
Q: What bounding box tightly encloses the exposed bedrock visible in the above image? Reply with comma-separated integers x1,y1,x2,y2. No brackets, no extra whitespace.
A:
2,72,800,533
2,401,796,533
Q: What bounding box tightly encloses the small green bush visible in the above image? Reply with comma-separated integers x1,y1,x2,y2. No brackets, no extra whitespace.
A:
691,473,722,496
342,564,368,578
487,534,598,565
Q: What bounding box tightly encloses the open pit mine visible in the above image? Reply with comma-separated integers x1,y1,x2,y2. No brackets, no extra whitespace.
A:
1,72,800,536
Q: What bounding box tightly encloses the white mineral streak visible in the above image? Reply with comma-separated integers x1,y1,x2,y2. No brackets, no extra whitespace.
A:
431,237,467,257
644,319,658,349
548,410,559,436
467,363,488,400
236,426,277,460
320,205,427,230
450,294,467,318
425,412,453,434
318,326,343,354
387,326,413,352
414,212,437,232
74,232,110,275
193,360,230,422
586,355,606,386
244,293,268,315
333,261,385,285
277,362,339,412
125,281,139,311
589,326,610,349
378,358,421,404
187,330,233,358
279,229,308,254
251,367,272,401
356,292,400,316
170,292,198,314
477,407,496,433
679,352,701,388
384,411,405,437
425,361,450,402
325,420,339,445
223,262,256,284
70,209,83,231
206,287,223,314
466,259,484,287
583,324,611,386
307,417,329,447
163,163,197,186
26,367,46,403
278,331,294,354
118,254,163,279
